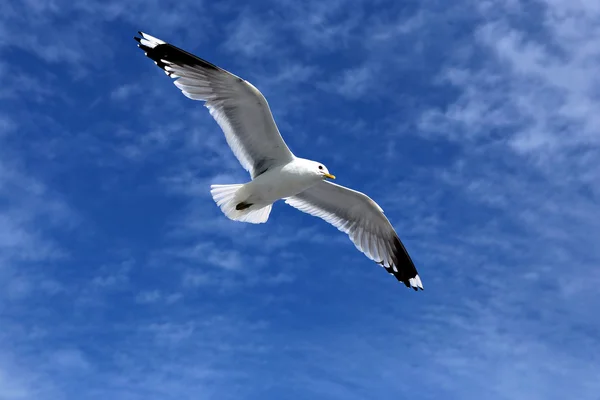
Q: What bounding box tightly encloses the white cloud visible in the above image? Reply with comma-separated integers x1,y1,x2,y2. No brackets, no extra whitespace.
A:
147,322,195,344
0,0,211,73
51,349,91,372
399,1,600,397
135,290,182,304
329,64,377,99
91,259,133,288
2,1,599,399
223,12,279,58
0,359,53,400
275,0,364,51
110,83,141,102
420,0,600,183
0,119,75,308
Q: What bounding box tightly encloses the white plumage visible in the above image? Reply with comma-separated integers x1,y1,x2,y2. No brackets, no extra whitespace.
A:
135,32,423,290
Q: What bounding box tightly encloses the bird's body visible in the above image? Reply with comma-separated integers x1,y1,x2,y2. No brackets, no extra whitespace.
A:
244,158,331,205
211,158,332,223
135,32,424,290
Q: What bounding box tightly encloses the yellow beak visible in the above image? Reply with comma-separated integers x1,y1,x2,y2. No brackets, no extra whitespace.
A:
324,173,336,180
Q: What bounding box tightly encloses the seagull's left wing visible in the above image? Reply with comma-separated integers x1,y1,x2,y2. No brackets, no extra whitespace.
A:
135,32,295,178
285,181,423,290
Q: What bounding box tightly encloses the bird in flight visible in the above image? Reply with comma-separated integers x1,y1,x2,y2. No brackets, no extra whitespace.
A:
134,32,423,290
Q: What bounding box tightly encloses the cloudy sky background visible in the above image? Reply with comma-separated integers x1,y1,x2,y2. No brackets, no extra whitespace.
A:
1,0,599,399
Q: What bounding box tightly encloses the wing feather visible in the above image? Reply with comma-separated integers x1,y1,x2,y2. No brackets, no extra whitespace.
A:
135,32,294,178
286,181,423,290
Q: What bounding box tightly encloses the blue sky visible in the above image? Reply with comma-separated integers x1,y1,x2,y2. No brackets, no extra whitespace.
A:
1,0,599,399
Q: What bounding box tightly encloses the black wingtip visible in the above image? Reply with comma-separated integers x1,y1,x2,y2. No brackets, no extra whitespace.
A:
390,272,422,291
388,235,423,290
403,280,424,291
133,31,223,75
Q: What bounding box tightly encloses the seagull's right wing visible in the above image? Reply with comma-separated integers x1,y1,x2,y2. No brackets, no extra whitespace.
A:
135,32,295,178
286,181,423,290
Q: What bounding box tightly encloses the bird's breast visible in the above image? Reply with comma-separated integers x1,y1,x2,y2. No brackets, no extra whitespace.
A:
249,167,318,203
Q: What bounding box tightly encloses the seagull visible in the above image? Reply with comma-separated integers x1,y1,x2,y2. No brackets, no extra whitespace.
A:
134,32,423,290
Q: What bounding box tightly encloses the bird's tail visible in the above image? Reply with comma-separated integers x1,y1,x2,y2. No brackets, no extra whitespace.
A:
210,184,272,224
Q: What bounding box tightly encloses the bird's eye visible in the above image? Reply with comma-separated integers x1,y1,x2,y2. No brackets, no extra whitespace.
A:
318,165,323,170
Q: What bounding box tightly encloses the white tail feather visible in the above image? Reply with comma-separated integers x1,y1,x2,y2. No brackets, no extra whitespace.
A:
210,184,272,224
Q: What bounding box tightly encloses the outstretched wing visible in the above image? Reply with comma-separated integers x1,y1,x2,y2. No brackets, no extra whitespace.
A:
135,32,295,178
286,181,423,290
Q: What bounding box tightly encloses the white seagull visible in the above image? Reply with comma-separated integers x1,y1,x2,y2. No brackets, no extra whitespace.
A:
135,32,423,290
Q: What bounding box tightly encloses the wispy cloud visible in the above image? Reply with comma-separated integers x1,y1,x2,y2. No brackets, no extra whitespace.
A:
110,83,141,102
222,12,280,58
420,0,600,169
91,259,133,289
406,2,600,397
0,119,75,290
2,0,600,399
135,290,182,305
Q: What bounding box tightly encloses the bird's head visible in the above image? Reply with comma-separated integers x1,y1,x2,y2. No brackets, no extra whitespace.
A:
314,161,335,180
296,158,336,181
